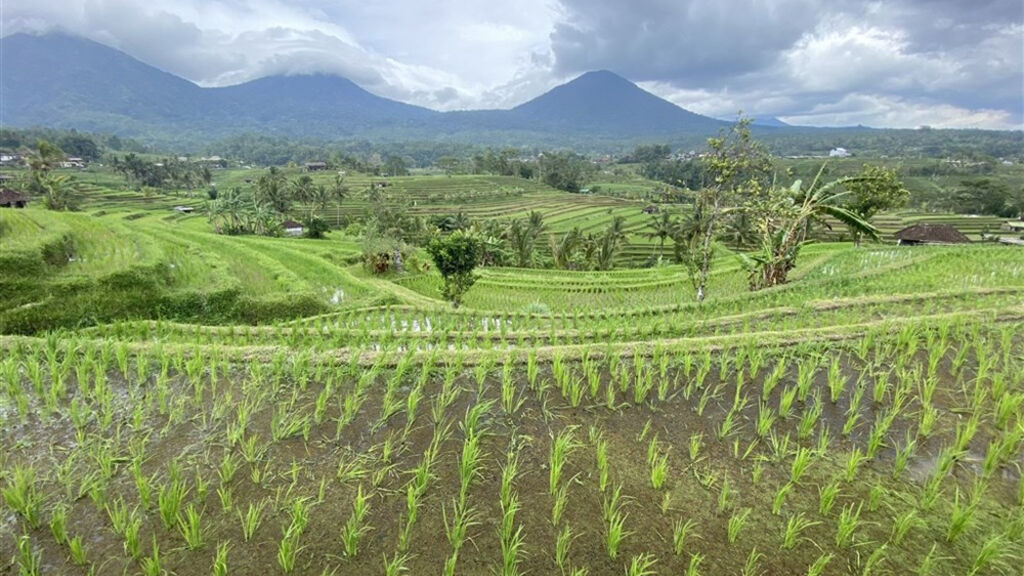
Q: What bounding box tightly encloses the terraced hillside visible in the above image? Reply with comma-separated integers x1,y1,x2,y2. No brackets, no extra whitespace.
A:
1,194,1022,576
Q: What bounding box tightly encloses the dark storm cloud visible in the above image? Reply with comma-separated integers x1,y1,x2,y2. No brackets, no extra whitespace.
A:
549,0,1023,127
551,0,819,83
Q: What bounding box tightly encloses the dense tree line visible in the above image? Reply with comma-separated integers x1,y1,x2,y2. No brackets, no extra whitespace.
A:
0,128,146,158
641,158,706,191
758,128,1023,160
205,134,489,168
110,154,213,192
207,167,348,238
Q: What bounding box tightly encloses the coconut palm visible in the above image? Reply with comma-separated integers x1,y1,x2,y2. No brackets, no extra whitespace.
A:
527,210,546,235
505,218,538,268
40,174,81,211
329,175,349,226
549,227,584,269
644,211,676,258
256,167,290,215
594,217,628,270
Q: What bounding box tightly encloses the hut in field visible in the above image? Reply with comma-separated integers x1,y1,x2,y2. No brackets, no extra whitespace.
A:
1001,220,1024,234
894,223,970,245
642,204,660,214
305,162,328,172
281,220,304,237
0,188,28,208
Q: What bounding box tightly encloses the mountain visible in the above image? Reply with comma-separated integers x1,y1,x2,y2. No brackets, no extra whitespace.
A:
511,70,725,135
0,33,732,147
750,116,790,128
0,33,440,141
0,32,209,132
210,75,438,136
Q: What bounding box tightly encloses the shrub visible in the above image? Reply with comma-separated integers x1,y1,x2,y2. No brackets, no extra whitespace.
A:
426,230,481,308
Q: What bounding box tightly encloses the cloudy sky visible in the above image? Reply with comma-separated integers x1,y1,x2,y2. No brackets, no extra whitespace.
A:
3,0,1022,128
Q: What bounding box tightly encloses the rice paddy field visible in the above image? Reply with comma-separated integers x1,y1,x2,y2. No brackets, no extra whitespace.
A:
1,174,1022,576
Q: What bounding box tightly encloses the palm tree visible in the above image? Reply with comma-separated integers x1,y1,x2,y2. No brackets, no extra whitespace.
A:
27,140,65,173
549,227,584,269
594,218,627,270
505,218,537,268
207,187,248,233
644,211,676,258
256,167,290,215
26,140,66,199
246,197,278,237
606,216,628,243
720,211,759,248
527,210,546,235
40,174,80,211
329,175,348,226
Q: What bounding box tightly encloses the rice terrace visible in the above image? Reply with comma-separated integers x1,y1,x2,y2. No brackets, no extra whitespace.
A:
1,11,1023,575
2,126,1022,576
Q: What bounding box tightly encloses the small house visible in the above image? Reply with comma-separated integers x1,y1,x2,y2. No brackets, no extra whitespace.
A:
642,204,660,214
0,188,28,208
281,220,304,237
828,147,851,158
59,157,86,169
173,205,195,214
1000,220,1024,234
894,223,970,246
305,162,328,172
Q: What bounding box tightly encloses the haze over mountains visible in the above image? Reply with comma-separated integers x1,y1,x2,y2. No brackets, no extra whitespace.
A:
1,32,760,147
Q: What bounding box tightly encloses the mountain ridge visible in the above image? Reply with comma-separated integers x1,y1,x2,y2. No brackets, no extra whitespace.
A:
1,32,735,146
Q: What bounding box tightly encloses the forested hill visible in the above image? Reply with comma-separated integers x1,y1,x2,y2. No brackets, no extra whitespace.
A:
1,33,725,147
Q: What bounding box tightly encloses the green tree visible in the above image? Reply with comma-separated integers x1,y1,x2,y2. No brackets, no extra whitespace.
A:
437,156,460,177
426,230,482,308
207,187,248,234
505,218,539,268
844,165,908,245
644,211,676,258
56,133,101,161
383,155,410,177
256,167,290,214
26,140,81,210
328,175,349,226
40,174,81,211
433,211,472,232
743,166,878,290
691,118,772,301
631,144,671,163
593,216,628,270
953,178,1019,217
476,220,510,266
27,140,65,173
539,151,591,193
548,227,587,270
290,174,334,237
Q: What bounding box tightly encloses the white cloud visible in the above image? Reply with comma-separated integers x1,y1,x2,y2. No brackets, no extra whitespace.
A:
781,94,1021,130
1,0,1020,127
783,24,954,94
